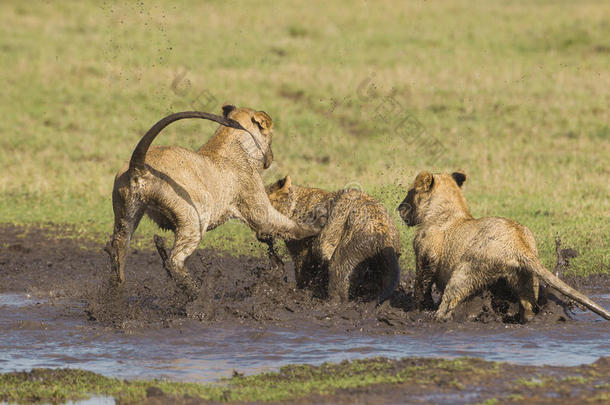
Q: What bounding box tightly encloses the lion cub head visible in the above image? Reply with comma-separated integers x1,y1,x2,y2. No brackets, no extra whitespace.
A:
266,176,330,230
266,175,294,217
398,170,469,226
222,104,274,169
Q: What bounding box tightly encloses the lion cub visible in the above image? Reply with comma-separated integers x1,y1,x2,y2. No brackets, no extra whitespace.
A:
108,107,321,299
398,170,610,322
264,176,401,304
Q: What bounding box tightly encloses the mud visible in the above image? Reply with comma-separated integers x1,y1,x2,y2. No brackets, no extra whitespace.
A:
1,224,609,383
0,224,589,331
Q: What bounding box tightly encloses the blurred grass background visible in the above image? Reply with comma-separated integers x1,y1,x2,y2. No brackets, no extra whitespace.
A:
0,0,608,275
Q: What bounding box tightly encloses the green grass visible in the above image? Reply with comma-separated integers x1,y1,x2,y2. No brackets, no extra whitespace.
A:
0,357,493,403
2,356,608,404
516,377,548,388
0,0,608,274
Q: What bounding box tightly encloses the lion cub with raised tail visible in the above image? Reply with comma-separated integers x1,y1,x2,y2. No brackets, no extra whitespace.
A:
398,170,610,322
264,176,401,304
108,106,321,300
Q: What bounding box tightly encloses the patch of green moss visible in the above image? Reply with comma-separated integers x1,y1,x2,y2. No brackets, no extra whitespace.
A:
0,357,488,403
562,375,588,384
477,399,499,405
516,376,545,388
2,356,607,404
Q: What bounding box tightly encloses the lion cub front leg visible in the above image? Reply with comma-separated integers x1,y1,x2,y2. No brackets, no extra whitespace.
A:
414,255,435,310
247,199,324,242
435,263,476,321
257,235,284,270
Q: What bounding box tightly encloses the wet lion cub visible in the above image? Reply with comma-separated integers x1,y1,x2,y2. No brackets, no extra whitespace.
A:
398,170,610,322
107,107,321,299
264,176,401,304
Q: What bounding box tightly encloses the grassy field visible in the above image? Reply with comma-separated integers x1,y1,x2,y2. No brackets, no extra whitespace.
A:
0,0,608,275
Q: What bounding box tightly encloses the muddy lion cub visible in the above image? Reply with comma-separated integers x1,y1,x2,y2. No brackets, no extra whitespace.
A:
398,170,610,322
264,176,401,304
107,106,322,299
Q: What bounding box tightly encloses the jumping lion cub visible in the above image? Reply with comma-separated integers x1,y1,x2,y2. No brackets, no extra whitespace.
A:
398,170,610,322
264,176,401,304
107,106,321,299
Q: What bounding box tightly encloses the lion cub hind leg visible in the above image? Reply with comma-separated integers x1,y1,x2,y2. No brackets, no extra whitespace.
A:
107,197,145,285
153,235,173,280
516,270,539,323
327,236,380,303
163,222,203,300
377,247,401,305
327,237,363,303
499,265,539,323
328,256,351,303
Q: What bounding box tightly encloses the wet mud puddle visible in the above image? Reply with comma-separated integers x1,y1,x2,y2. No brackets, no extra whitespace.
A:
1,293,608,382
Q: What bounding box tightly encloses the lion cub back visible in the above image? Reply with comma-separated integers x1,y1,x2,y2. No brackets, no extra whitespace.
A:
267,176,401,300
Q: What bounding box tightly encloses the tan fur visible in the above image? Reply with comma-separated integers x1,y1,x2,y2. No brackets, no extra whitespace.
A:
107,106,321,299
265,176,401,304
398,170,610,322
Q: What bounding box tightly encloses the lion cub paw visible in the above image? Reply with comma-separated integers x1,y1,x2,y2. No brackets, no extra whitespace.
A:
434,311,452,322
305,203,328,233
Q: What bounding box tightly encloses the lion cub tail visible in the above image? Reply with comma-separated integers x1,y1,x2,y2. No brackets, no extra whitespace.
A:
128,111,248,175
520,253,610,320
377,246,401,306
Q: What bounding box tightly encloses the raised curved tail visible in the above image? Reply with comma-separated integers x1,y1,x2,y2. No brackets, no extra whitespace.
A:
128,111,248,174
520,253,610,320
378,247,401,305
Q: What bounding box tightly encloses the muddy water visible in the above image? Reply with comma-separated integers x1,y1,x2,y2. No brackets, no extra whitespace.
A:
1,225,609,383
1,292,608,382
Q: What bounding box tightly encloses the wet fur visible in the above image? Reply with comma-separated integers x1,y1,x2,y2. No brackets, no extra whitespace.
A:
107,106,321,299
398,170,610,322
265,176,401,304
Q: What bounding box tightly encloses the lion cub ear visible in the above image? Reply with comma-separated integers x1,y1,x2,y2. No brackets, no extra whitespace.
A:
252,111,273,133
222,104,236,118
415,171,434,193
278,175,292,193
451,170,467,187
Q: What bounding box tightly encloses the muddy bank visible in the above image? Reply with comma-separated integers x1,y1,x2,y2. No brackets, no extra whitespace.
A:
1,224,601,332
0,224,603,331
